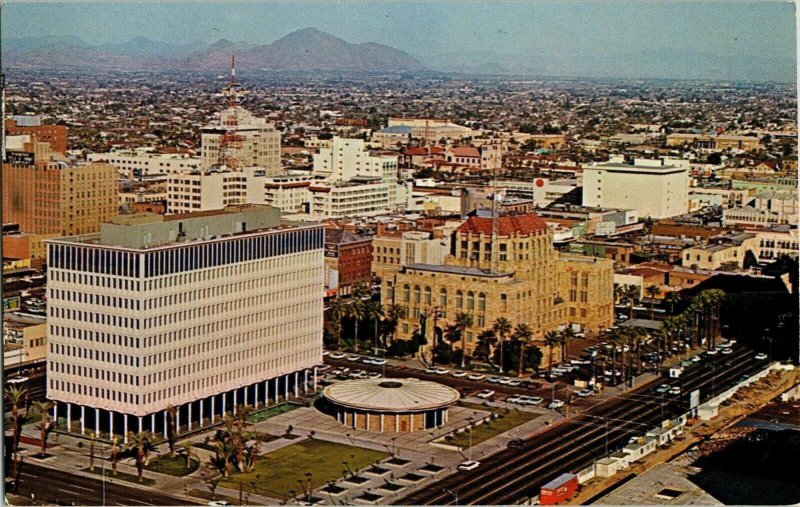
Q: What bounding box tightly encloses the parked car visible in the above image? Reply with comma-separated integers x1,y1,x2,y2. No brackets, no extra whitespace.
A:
476,389,495,399
755,353,768,360
317,364,331,372
507,380,522,387
690,355,702,363
457,460,480,471
669,386,681,395
576,389,594,397
507,439,525,450
548,399,565,409
506,395,522,404
721,348,733,355
488,376,502,383
329,352,346,360
497,377,512,385
346,355,361,362
7,376,27,385
468,374,486,381
706,348,718,356
367,372,381,379
322,350,330,357
656,384,670,394
425,368,439,374
451,371,467,378
434,368,450,375
208,501,232,506
371,358,387,365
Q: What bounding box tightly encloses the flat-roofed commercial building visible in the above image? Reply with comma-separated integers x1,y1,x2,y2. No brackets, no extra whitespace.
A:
88,150,201,178
583,156,689,219
45,206,324,441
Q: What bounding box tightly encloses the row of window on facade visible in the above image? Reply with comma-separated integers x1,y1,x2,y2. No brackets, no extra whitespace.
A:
51,379,140,405
399,285,492,311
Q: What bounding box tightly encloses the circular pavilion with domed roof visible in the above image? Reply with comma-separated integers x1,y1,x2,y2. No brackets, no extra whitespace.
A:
322,378,459,433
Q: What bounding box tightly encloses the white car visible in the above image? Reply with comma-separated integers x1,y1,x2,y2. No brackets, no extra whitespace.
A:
317,364,331,372
322,350,330,357
425,368,439,374
457,460,480,471
548,399,565,409
506,395,522,404
755,353,768,360
468,374,486,381
367,372,381,379
706,348,718,356
576,389,594,398
346,355,361,362
434,368,450,375
451,371,468,378
669,386,682,395
507,380,522,387
497,377,512,385
721,348,733,355
329,352,346,360
476,389,495,399
208,501,232,507
371,358,387,366
7,376,27,385
488,376,502,383
526,396,544,405
690,355,702,363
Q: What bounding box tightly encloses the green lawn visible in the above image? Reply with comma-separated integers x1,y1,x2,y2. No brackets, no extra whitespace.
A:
245,403,299,424
446,409,540,449
218,439,388,500
144,453,199,476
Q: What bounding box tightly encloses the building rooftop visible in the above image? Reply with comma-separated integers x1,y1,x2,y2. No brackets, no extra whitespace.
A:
322,378,459,413
457,213,549,236
405,263,512,278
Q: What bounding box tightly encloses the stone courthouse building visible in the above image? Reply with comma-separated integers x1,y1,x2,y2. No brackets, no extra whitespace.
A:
381,211,614,364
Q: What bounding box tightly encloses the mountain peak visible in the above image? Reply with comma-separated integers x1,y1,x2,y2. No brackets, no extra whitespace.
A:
208,38,235,50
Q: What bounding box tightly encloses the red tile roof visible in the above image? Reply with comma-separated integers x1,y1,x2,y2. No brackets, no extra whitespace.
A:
457,213,549,236
450,147,480,158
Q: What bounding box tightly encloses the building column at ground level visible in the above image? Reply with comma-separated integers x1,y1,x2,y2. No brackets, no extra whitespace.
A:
211,397,215,422
138,416,142,433
67,403,72,432
304,370,308,393
294,372,299,397
284,375,289,400
264,380,268,406
233,390,237,416
366,413,370,430
274,379,279,403
244,386,248,407
200,399,204,426
123,414,128,443
151,413,155,433
109,411,114,439
395,415,399,432
52,402,57,431
95,408,99,436
188,403,192,432
313,368,318,390
353,411,358,429
163,411,168,438
410,413,414,431
176,407,180,433
81,406,85,435
222,393,226,416
380,414,384,432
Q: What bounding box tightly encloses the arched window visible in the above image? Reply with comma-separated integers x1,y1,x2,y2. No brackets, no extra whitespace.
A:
440,288,448,307
413,285,421,304
456,290,463,308
466,291,475,310
478,292,486,311
424,286,432,305
403,284,410,302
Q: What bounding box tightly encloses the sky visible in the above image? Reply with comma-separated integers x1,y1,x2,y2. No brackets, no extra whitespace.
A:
2,1,796,60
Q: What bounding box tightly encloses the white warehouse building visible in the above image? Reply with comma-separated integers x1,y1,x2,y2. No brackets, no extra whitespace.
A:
583,155,689,219
45,206,324,441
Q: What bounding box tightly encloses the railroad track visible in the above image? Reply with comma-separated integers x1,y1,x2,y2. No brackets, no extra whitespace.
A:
398,347,764,505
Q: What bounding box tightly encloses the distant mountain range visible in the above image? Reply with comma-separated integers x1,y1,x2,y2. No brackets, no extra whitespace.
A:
2,28,794,81
2,28,425,73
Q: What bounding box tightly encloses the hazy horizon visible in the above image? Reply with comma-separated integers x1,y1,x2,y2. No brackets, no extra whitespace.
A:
2,1,797,81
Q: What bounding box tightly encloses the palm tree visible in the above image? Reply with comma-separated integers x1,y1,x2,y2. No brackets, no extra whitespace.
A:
623,285,639,319
475,329,497,363
89,432,96,471
663,291,681,315
345,298,366,351
443,323,462,352
31,400,54,457
209,433,237,479
4,386,28,459
180,441,199,469
384,304,408,343
366,301,385,352
512,324,534,375
326,298,346,349
558,327,576,363
645,285,660,319
492,317,512,372
544,330,560,378
454,312,474,368
125,431,155,483
166,405,178,456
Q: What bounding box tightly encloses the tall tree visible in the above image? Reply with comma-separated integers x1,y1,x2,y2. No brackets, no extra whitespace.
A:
492,317,513,373
558,326,576,363
31,401,55,457
663,291,681,315
544,330,560,377
475,329,497,363
366,301,385,352
623,285,639,319
512,324,534,374
326,298,346,349
124,432,155,483
166,405,178,457
384,304,408,343
454,312,474,368
345,297,366,351
4,386,28,460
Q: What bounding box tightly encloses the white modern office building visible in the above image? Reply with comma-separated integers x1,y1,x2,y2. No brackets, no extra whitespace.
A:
583,155,689,219
88,150,201,179
201,106,281,175
166,167,272,214
46,206,324,441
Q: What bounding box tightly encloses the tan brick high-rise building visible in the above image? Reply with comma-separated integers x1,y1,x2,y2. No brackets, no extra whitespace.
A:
383,212,613,365
2,146,119,236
